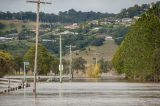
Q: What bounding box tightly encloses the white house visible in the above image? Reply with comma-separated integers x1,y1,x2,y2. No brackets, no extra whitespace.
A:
0,37,13,41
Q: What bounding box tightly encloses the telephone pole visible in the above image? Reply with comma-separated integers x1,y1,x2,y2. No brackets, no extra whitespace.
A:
66,45,76,80
93,53,100,66
26,0,51,96
59,35,63,83
55,33,65,83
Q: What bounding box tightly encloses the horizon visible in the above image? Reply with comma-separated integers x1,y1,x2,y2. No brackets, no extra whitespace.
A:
0,0,159,14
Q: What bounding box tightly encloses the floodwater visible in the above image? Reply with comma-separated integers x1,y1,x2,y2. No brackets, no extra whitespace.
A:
0,82,160,106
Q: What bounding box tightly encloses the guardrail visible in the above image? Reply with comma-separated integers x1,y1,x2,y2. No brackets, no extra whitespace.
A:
0,78,30,94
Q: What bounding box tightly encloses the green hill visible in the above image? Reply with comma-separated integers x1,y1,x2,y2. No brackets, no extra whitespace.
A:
64,40,118,66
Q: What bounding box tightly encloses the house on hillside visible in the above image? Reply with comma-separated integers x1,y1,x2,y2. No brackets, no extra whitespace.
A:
7,33,18,40
0,37,13,41
64,23,79,29
90,20,99,25
105,36,113,40
60,30,78,35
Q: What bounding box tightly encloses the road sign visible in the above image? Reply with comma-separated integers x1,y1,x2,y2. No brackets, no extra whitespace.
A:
59,65,63,71
24,62,29,65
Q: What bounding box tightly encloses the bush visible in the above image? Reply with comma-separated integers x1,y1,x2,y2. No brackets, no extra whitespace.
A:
86,64,101,78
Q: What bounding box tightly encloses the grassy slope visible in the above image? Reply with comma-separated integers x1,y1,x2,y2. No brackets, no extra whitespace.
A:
64,40,118,66
0,20,35,32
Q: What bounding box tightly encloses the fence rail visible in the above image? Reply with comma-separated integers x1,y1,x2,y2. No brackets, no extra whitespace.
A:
0,78,30,94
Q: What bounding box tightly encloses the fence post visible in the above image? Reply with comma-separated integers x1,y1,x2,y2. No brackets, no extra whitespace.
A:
8,79,10,92
8,79,10,89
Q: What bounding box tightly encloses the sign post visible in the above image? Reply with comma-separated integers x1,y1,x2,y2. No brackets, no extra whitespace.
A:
24,62,29,83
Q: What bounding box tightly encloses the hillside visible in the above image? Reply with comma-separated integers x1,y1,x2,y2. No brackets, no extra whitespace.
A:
0,20,35,32
0,1,157,23
0,40,33,56
64,40,118,66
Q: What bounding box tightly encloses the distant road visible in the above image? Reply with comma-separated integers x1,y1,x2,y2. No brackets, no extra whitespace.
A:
4,75,69,79
3,74,125,81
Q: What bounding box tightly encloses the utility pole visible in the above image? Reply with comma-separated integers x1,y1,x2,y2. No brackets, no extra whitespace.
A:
26,0,51,96
59,35,63,83
55,33,64,83
66,45,76,80
93,53,100,66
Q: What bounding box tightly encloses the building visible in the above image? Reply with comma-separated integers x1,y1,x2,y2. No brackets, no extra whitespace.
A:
105,36,113,40
64,23,79,29
0,37,13,41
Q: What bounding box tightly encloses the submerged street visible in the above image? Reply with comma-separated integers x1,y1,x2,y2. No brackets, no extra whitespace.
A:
0,82,160,106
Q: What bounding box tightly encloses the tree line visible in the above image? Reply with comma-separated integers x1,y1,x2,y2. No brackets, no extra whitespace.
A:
0,45,111,78
112,4,160,82
1,2,160,23
0,9,114,23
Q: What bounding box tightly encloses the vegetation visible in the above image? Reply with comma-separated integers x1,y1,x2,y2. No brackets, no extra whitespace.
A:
72,57,87,77
13,55,23,74
1,2,159,23
112,5,160,81
98,58,112,73
117,4,151,18
43,33,105,55
24,44,58,75
0,10,114,23
1,2,160,79
0,50,14,77
18,26,35,40
0,22,5,29
86,64,101,78
0,41,33,56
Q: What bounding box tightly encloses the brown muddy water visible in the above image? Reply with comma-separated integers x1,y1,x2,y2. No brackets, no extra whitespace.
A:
0,82,160,106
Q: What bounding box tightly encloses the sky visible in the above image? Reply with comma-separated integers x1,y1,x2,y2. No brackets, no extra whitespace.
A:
0,0,159,14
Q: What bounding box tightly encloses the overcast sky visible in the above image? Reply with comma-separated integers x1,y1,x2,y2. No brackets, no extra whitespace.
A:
0,0,159,14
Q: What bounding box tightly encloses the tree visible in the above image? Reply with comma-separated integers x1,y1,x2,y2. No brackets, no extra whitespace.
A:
91,37,105,46
0,50,14,77
112,5,160,81
152,49,160,82
50,58,59,75
99,58,112,73
0,22,5,29
18,28,35,40
72,57,87,75
14,55,23,74
24,44,57,75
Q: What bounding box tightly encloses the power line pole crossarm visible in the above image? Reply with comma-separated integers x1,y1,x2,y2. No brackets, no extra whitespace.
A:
26,0,51,96
66,45,76,80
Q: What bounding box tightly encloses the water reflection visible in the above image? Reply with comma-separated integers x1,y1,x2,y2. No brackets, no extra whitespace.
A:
23,87,26,98
0,82,160,106
58,83,63,97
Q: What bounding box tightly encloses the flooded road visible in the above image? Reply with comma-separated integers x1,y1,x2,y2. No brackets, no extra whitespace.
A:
0,82,160,106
